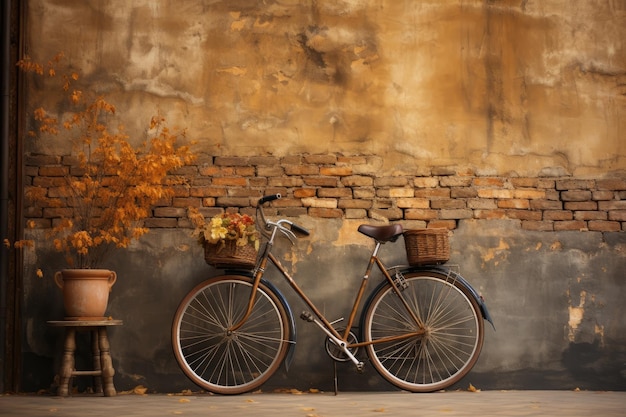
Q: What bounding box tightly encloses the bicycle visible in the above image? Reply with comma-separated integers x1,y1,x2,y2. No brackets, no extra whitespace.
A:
172,194,494,394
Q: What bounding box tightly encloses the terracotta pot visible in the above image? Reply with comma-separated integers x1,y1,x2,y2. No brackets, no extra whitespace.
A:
54,269,117,320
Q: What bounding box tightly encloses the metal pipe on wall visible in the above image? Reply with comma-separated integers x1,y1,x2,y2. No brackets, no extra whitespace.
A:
1,0,23,393
0,0,14,394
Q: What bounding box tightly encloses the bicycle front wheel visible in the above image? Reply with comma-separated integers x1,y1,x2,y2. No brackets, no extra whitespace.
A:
363,270,484,392
172,275,290,394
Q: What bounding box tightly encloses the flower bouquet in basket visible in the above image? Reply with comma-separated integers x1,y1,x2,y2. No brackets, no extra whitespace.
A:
190,211,260,269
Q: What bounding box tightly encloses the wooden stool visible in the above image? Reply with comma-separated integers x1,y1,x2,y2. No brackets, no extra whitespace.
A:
47,320,123,397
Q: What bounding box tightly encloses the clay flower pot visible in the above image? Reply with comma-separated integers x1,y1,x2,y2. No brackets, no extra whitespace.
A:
54,269,117,320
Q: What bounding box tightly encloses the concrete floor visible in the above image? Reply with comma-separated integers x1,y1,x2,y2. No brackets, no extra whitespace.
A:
1,390,625,417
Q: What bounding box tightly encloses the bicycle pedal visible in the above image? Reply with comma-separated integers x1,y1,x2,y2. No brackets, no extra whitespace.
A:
300,311,314,322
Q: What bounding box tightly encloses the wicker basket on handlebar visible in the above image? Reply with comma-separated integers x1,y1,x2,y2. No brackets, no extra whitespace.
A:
403,228,450,266
204,241,258,269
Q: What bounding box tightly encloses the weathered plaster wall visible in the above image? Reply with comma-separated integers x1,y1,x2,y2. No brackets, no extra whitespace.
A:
18,0,626,393
23,0,626,176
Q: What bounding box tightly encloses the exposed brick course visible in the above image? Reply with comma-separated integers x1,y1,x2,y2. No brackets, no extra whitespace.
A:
23,152,625,232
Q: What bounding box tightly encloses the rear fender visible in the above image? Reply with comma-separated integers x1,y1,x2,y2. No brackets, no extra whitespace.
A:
359,266,495,335
416,266,495,329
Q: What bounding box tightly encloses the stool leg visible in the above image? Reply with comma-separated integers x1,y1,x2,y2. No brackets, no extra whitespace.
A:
58,328,76,397
91,330,103,394
97,327,116,396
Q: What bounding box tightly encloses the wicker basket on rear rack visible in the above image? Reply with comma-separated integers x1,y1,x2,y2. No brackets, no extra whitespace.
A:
403,228,450,266
204,240,257,269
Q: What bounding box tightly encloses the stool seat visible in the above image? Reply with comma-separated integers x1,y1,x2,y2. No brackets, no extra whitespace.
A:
48,320,123,397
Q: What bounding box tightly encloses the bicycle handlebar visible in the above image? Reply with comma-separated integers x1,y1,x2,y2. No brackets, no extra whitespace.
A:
258,194,281,205
290,222,310,237
257,194,310,237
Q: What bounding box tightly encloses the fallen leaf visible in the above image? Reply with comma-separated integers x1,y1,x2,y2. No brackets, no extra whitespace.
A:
374,408,386,412
133,385,148,395
179,398,190,403
467,383,480,392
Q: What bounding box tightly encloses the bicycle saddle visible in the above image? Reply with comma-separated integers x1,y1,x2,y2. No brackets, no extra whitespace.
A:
357,224,404,242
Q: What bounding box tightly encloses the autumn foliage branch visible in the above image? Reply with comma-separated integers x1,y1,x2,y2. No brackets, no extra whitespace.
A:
17,53,196,268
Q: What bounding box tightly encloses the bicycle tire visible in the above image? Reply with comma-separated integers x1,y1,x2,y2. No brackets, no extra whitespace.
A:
362,270,484,392
172,275,290,394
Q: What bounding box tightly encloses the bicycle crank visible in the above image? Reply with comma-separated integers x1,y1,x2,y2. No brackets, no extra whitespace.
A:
325,329,359,363
300,311,364,372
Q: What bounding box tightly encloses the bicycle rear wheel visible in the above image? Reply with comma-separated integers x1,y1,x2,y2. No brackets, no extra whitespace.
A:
172,275,290,394
362,270,484,392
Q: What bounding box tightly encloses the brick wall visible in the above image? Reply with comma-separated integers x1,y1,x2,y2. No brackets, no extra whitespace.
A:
24,153,626,232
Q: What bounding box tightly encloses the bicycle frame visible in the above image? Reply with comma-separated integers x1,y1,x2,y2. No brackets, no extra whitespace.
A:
228,230,426,353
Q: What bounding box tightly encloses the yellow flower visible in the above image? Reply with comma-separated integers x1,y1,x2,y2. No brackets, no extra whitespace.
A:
210,226,228,243
196,213,260,249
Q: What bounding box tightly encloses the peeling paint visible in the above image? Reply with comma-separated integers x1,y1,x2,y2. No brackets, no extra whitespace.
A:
565,280,606,346
217,66,247,76
550,241,562,251
568,306,584,341
283,250,298,274
595,324,605,347
230,19,247,31
229,12,245,30
567,290,587,342
481,238,510,266
335,219,371,246
524,241,543,252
